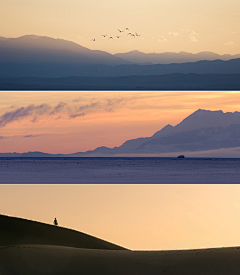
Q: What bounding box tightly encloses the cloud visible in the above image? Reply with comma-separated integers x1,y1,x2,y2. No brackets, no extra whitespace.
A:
72,97,129,113
50,101,67,115
0,96,139,128
181,29,198,42
107,98,125,106
69,112,86,118
189,30,198,42
225,41,234,45
189,35,198,42
23,134,41,138
0,104,51,128
168,32,179,37
105,98,126,112
158,36,167,42
78,102,100,111
0,134,41,139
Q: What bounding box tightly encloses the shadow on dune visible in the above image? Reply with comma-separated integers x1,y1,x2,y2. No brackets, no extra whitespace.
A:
0,214,127,250
1,214,240,275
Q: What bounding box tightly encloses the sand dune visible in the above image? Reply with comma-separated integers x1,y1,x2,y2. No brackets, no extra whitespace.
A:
0,214,126,250
1,214,240,274
1,244,240,275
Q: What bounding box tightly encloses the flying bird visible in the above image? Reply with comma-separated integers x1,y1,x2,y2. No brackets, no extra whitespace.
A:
108,37,113,39
125,28,129,30
101,34,107,37
117,29,124,33
91,38,96,41
135,33,140,36
116,36,121,38
127,33,132,36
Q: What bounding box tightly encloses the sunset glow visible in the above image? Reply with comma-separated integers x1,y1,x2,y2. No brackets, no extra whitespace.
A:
1,91,240,154
2,184,240,250
1,0,240,55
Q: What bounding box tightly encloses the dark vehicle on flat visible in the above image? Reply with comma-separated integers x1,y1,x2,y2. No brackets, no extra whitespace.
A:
177,155,185,158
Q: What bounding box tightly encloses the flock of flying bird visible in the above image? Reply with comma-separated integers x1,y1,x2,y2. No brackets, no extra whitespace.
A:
91,28,140,41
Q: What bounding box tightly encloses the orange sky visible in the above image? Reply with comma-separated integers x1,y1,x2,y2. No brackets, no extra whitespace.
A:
1,183,240,250
1,0,240,55
1,91,240,154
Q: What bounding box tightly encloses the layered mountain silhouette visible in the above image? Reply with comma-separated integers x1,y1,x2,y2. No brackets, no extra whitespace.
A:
0,214,127,250
0,35,129,65
1,35,240,81
74,109,240,155
2,110,240,156
114,50,240,65
0,35,131,79
1,73,240,90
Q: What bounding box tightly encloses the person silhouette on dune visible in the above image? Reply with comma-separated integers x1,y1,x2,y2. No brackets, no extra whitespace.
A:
53,218,58,226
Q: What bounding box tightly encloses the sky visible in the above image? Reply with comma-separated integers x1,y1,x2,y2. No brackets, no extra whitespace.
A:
1,91,240,154
1,1,240,252
1,0,240,54
1,183,240,250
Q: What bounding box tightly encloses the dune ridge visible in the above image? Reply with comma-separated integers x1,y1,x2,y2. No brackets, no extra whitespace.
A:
1,214,240,274
0,214,127,250
1,244,240,275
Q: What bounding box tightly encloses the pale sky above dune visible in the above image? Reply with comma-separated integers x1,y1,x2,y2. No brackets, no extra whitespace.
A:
1,0,240,54
1,183,240,250
1,91,240,154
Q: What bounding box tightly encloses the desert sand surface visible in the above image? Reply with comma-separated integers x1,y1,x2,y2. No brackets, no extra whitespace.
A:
0,214,126,250
1,214,240,275
1,157,240,183
1,244,240,275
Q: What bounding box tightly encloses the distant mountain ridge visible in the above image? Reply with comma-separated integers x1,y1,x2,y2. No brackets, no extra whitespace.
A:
114,50,240,64
81,109,240,155
2,109,240,156
0,35,130,65
1,73,240,90
1,35,240,78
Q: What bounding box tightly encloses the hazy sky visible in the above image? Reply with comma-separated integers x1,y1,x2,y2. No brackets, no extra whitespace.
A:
1,0,240,54
1,184,240,250
1,91,240,154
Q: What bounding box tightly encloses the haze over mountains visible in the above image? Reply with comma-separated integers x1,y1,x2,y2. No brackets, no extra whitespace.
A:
0,35,129,66
1,35,240,81
114,50,240,64
76,109,240,155
2,110,240,157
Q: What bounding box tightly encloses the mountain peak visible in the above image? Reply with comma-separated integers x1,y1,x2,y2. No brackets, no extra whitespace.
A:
0,35,130,67
18,35,42,40
129,50,142,53
174,109,239,132
192,109,223,116
152,124,174,139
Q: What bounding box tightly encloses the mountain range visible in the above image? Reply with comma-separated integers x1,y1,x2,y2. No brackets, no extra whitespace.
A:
2,109,240,157
1,73,239,90
77,109,240,155
1,35,240,81
114,50,240,65
0,35,129,65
